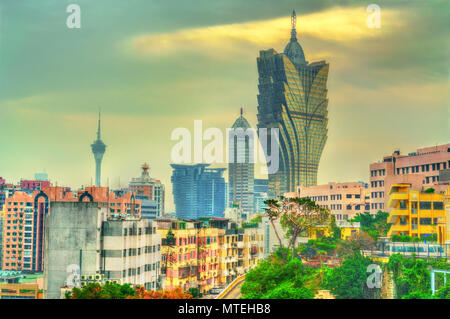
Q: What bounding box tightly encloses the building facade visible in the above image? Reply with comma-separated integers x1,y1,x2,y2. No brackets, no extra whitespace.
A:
2,186,141,273
171,164,226,219
44,201,161,299
256,11,329,198
129,163,165,219
369,143,450,214
0,207,4,270
254,179,268,214
387,184,447,240
292,182,370,221
228,108,255,215
156,217,265,292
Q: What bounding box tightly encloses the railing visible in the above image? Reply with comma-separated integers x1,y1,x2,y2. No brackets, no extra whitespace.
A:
362,242,449,259
215,275,245,299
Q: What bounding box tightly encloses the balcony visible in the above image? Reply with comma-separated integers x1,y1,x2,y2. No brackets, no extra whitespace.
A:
387,209,409,223
388,224,410,236
387,193,409,208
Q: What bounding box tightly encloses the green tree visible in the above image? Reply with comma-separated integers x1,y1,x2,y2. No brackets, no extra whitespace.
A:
324,252,378,299
350,211,390,240
264,197,329,263
65,282,136,299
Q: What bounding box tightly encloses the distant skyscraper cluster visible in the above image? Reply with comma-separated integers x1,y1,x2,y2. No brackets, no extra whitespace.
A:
256,10,329,198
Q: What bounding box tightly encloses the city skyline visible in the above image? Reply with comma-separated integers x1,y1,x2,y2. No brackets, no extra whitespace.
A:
0,1,448,211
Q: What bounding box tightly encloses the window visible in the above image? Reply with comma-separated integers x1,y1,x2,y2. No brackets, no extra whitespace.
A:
433,202,443,210
419,202,432,210
419,218,431,225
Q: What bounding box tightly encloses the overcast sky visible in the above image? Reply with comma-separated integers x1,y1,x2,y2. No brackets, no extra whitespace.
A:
0,0,448,211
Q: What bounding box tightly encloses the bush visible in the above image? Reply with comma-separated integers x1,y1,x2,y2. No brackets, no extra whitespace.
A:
241,257,316,299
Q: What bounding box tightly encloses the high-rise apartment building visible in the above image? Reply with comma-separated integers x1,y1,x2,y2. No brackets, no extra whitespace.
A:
171,164,226,219
2,186,141,273
256,10,329,198
369,143,450,214
0,207,4,270
228,108,255,215
44,201,161,299
129,163,165,219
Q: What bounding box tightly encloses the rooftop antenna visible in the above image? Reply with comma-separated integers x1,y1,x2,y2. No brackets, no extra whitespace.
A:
291,10,296,29
290,10,297,41
97,108,102,140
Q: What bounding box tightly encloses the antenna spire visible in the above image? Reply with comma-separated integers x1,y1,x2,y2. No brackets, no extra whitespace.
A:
290,10,297,41
97,109,101,140
291,10,296,29
240,107,243,116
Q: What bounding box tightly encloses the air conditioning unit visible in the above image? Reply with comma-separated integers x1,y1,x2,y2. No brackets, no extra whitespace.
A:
95,274,102,280
89,275,94,280
81,275,87,280
81,281,86,286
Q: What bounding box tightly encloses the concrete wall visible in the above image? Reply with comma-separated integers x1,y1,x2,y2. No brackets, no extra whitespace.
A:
44,202,106,299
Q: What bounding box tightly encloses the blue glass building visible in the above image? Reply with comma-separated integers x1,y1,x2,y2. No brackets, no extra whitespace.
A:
171,164,226,219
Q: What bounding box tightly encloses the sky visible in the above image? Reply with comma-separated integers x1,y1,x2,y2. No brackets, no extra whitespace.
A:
0,0,448,211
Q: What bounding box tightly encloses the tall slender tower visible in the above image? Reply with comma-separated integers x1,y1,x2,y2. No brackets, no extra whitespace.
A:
91,112,106,187
228,108,255,214
256,10,329,198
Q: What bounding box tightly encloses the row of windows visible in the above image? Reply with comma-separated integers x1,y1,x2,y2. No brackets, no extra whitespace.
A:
7,202,33,206
371,180,384,188
123,226,156,236
122,245,160,257
371,169,386,177
371,192,385,199
396,162,448,175
371,203,384,210
123,262,160,277
308,194,361,202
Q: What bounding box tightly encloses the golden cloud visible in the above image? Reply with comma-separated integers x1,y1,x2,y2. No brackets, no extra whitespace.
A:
129,7,404,58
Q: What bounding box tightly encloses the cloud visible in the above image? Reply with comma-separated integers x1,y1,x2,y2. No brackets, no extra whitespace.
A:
129,7,403,59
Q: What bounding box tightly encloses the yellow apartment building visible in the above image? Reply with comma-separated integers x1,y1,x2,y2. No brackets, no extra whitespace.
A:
387,184,447,240
155,219,199,292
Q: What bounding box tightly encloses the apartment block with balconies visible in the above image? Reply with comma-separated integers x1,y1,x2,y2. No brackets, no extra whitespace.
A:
387,184,447,240
370,144,450,215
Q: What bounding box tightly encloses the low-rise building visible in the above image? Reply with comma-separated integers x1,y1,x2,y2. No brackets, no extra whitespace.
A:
370,144,450,214
387,184,447,240
0,282,41,299
290,182,370,221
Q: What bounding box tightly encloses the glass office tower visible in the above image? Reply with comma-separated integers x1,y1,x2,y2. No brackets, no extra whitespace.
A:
171,164,226,219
